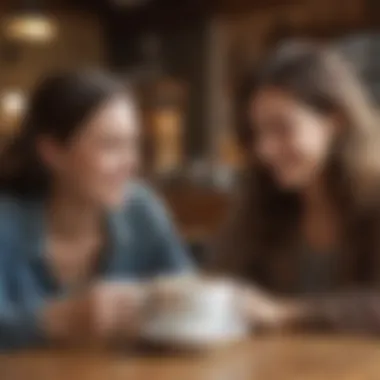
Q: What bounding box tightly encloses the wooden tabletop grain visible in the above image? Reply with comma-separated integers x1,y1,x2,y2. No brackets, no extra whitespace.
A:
1,336,380,380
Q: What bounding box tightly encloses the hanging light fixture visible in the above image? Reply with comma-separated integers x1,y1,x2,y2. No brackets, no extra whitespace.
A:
2,1,58,44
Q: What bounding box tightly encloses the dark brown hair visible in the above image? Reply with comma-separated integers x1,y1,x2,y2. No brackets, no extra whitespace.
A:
212,42,380,285
0,70,129,198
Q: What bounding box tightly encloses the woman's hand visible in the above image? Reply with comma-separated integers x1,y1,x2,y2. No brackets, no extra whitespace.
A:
91,281,148,342
41,282,149,345
237,285,304,331
146,275,196,309
41,292,93,344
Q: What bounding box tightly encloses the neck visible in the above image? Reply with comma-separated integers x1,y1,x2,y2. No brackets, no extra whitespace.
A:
302,175,332,212
47,186,103,239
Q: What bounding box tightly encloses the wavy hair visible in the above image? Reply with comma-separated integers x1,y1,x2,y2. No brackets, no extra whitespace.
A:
213,42,380,284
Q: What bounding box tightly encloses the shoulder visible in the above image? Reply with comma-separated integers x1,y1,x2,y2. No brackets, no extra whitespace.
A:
124,181,169,220
119,181,177,239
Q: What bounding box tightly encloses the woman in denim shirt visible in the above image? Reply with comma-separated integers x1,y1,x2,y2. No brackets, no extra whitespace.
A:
0,70,193,349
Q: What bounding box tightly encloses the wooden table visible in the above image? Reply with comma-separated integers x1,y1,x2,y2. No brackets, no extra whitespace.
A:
1,336,380,380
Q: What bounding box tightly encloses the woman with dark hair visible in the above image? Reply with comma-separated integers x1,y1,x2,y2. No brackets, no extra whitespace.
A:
211,42,380,333
0,70,192,349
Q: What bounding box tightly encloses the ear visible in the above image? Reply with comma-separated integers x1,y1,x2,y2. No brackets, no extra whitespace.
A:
35,135,65,171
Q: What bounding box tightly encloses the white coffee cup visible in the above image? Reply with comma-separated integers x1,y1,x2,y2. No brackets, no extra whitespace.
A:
141,276,249,347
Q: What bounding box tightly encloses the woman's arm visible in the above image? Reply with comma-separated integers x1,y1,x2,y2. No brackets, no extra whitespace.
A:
0,267,88,350
289,292,380,333
0,301,44,350
131,185,195,275
0,277,146,350
242,286,380,334
0,256,45,350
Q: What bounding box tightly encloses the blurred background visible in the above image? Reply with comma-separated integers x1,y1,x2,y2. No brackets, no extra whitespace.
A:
0,0,379,261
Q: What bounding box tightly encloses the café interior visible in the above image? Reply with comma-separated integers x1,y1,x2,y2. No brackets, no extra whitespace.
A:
1,0,380,378
0,0,379,257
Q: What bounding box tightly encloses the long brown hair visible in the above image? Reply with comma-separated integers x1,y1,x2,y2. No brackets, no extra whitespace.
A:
212,42,380,286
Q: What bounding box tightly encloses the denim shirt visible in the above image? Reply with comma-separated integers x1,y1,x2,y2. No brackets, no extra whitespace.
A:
0,183,193,350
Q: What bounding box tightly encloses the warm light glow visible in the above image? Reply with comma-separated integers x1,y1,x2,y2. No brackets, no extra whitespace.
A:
3,14,57,43
1,90,26,119
0,89,26,134
153,109,183,174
